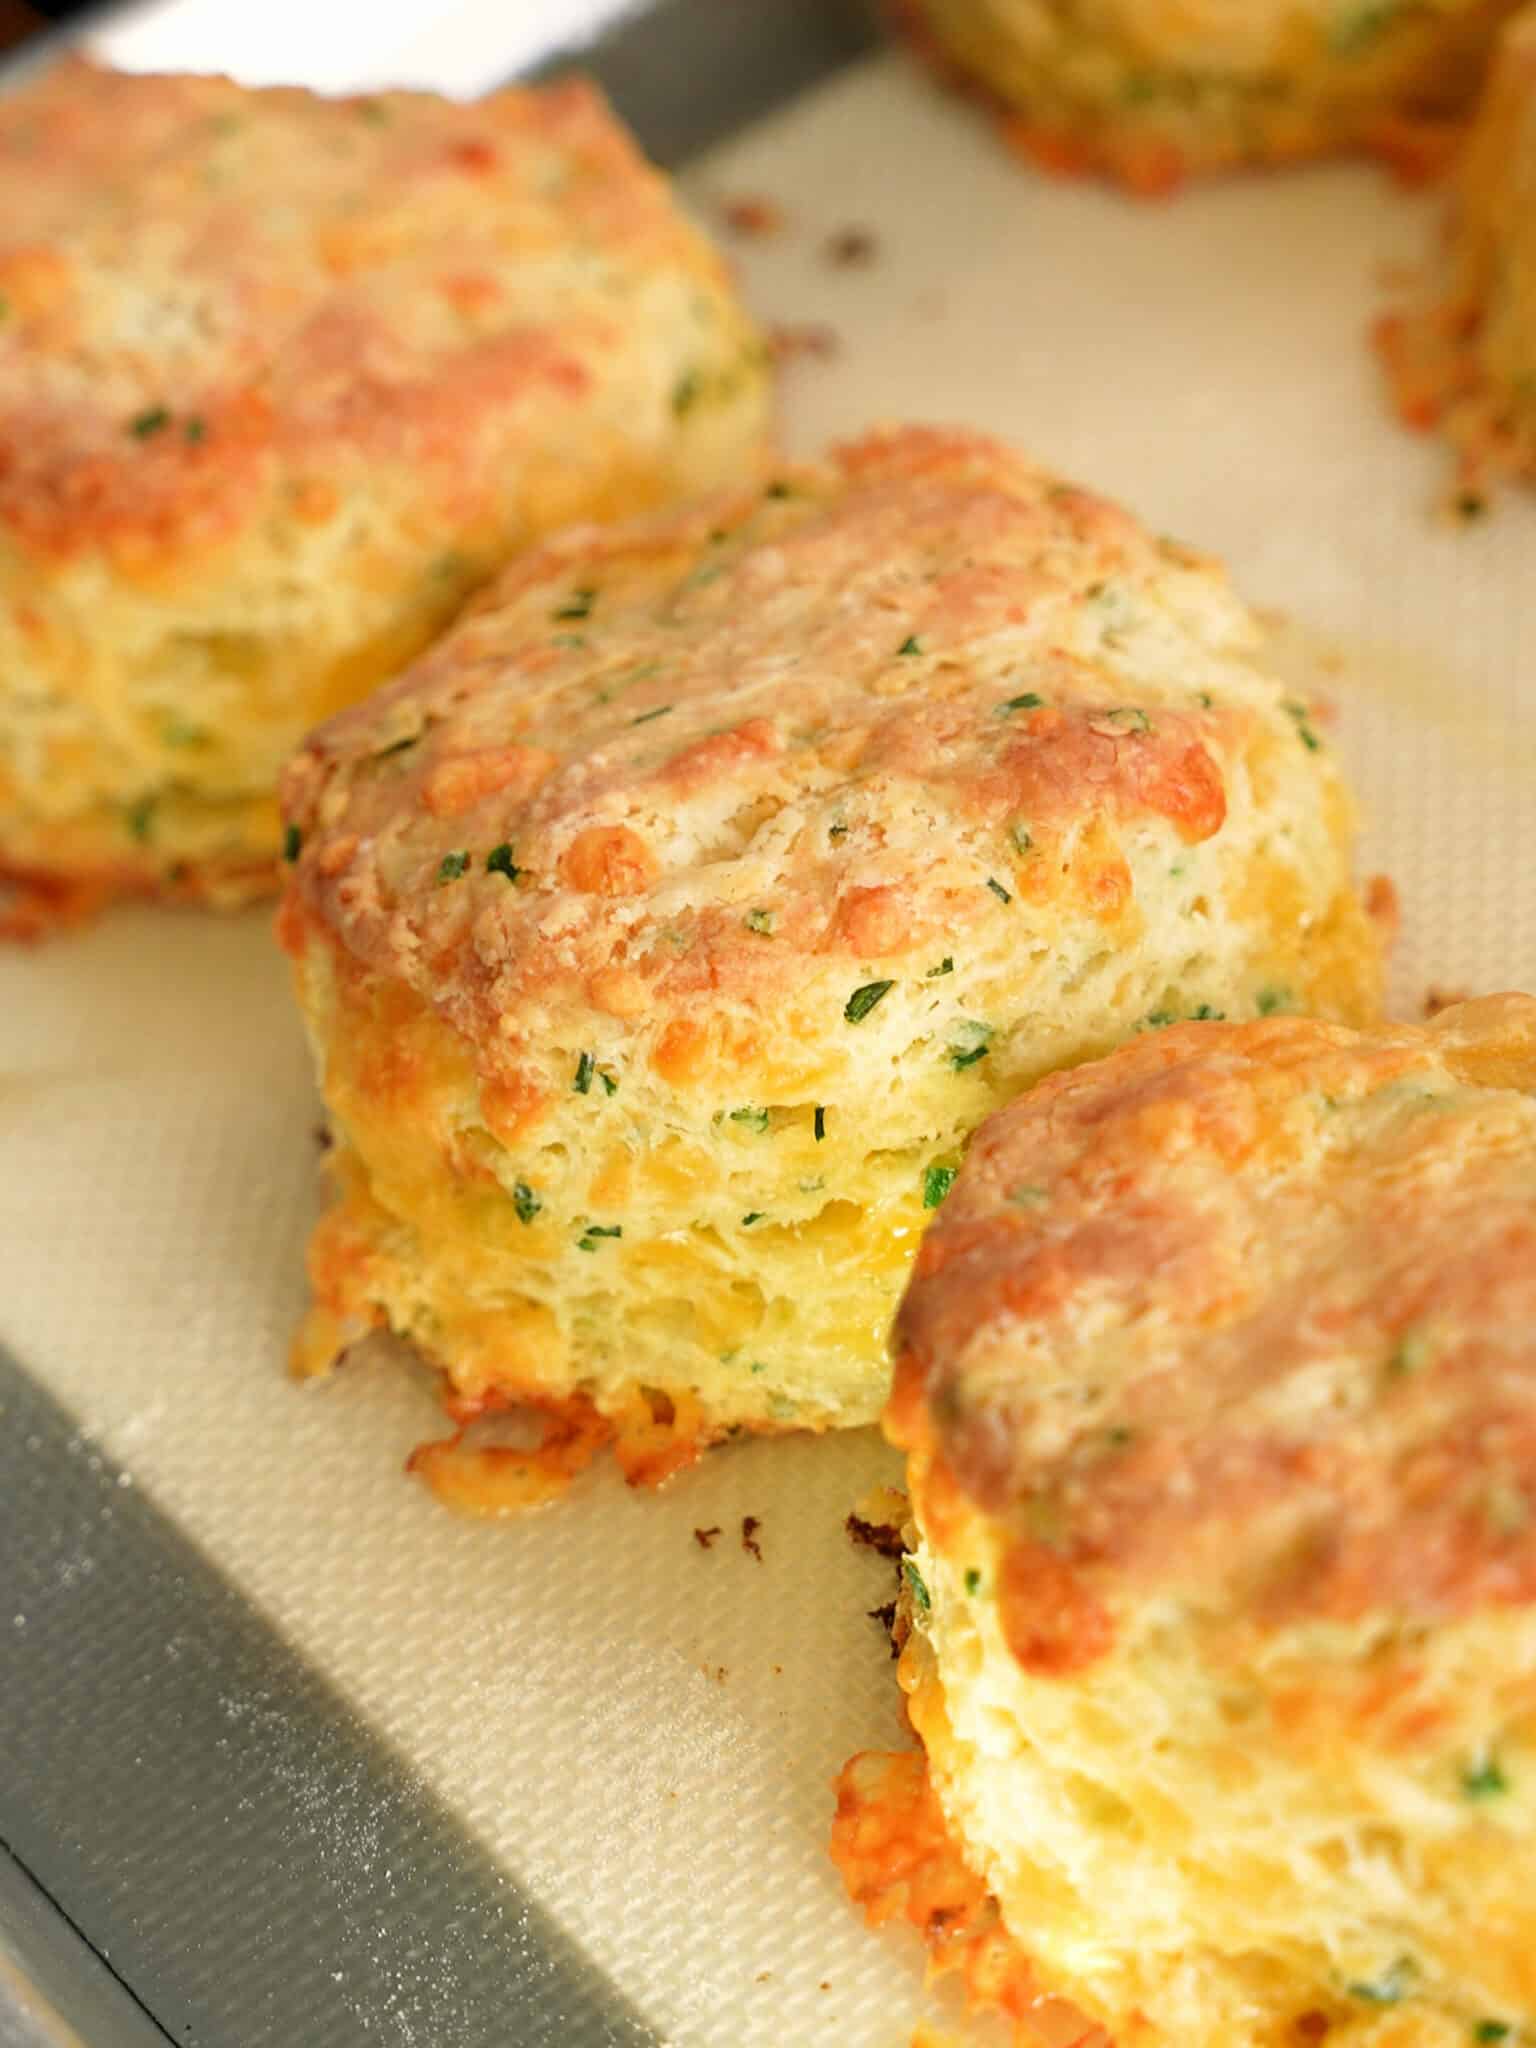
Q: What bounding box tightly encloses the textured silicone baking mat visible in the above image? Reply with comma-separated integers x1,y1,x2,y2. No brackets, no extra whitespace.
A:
3,41,1535,2048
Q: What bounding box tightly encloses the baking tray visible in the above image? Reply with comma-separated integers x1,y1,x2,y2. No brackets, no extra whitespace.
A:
3,5,1535,2046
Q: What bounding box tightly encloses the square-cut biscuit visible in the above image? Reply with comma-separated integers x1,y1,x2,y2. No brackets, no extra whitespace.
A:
279,424,1384,1514
896,0,1520,192
0,59,769,933
1377,2,1536,499
837,995,1536,2047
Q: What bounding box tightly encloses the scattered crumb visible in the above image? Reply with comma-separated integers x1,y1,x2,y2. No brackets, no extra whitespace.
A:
771,1663,782,1676
699,1663,728,1684
721,195,785,238
768,321,840,364
868,1600,900,1654
755,1971,773,1985
1453,488,1489,523
846,1483,911,1557
825,225,877,266
845,1510,905,1559
313,1122,333,1151
741,1515,763,1561
693,1525,722,1550
1423,985,1470,1017
819,1979,832,1991
1365,873,1400,943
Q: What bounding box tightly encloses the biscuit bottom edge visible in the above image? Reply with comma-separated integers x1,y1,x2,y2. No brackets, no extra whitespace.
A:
292,1153,871,1516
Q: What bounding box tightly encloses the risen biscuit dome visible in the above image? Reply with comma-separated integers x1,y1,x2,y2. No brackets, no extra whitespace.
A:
897,0,1519,192
879,995,1536,2046
279,424,1381,1512
0,58,769,933
1377,2,1536,498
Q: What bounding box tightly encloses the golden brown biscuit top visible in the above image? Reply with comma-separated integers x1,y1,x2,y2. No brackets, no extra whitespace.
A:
281,425,1317,1062
891,996,1536,1645
0,58,735,565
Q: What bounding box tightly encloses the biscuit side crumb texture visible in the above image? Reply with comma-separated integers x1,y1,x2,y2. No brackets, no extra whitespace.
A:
884,994,1536,2045
1377,1,1536,497
896,0,1522,192
0,58,770,929
279,423,1384,1510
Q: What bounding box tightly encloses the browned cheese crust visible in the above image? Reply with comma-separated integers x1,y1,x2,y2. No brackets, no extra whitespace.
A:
278,424,1382,1512
0,58,769,931
884,994,1536,2045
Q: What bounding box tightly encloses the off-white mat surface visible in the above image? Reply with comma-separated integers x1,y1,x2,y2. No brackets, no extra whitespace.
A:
3,50,1534,2048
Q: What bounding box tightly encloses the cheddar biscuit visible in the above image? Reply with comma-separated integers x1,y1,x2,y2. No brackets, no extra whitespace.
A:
856,995,1536,2046
279,424,1382,1512
1377,3,1536,498
897,0,1519,192
0,59,769,933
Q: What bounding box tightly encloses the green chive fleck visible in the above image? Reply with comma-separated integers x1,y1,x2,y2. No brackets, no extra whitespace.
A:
282,823,302,863
729,1106,770,1133
1388,1331,1431,1377
553,587,595,622
964,1569,982,1596
1456,490,1488,522
574,1052,596,1095
1283,700,1322,751
512,1182,541,1225
986,877,1012,905
125,795,156,843
1011,824,1033,854
1256,986,1292,1016
927,957,954,978
1474,2023,1512,2042
998,692,1044,715
129,406,170,439
183,416,207,445
741,1211,766,1226
436,850,470,884
161,718,207,748
897,635,923,656
814,1106,826,1141
1191,1004,1224,1020
1105,707,1151,732
486,842,520,882
902,1559,931,1614
923,1163,957,1209
949,1020,992,1071
765,480,793,500
1346,1959,1415,2006
631,705,673,726
844,979,894,1024
577,1224,622,1251
1144,1010,1177,1030
672,370,701,416
1463,1755,1509,1799
745,908,775,934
